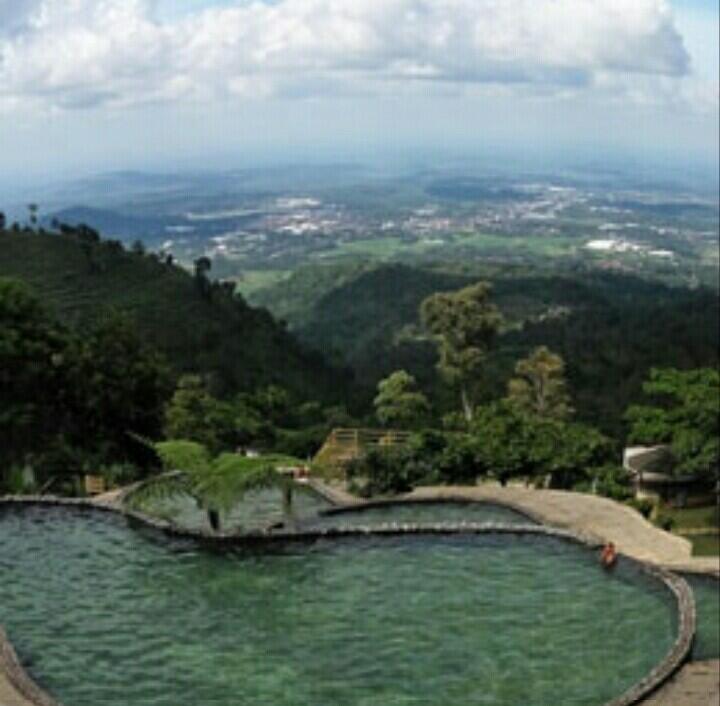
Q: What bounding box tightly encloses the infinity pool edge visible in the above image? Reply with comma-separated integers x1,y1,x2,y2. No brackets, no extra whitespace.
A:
0,495,700,706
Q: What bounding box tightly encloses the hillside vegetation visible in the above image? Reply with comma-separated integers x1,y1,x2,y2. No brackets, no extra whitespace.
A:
0,228,345,400
252,262,719,434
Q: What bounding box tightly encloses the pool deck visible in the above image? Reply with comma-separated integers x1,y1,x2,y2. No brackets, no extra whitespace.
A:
644,660,720,706
398,484,720,574
1,483,717,706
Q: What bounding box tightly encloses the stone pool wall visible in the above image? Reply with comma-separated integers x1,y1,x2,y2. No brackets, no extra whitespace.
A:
317,495,546,524
0,495,700,706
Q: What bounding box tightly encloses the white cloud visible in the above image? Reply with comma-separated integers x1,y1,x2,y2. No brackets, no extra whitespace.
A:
0,0,696,111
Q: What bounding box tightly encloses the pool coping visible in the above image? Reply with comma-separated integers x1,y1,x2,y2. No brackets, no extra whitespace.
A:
316,495,545,525
0,495,700,706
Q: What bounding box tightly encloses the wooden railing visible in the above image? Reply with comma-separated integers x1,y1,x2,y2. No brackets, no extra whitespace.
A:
313,428,412,469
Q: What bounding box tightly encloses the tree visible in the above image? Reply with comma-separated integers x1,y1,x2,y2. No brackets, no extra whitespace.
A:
0,278,72,480
421,282,503,421
128,440,299,532
194,256,212,298
164,375,237,454
374,370,430,428
506,346,573,419
626,368,719,480
27,203,38,229
68,311,173,467
131,239,146,256
0,212,6,231
469,401,612,488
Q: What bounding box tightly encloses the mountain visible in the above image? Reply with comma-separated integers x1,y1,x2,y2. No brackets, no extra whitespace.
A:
42,206,176,244
0,228,347,401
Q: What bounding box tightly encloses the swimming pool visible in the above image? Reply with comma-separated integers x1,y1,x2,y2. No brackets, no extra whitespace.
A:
682,573,720,660
0,504,679,706
308,499,535,529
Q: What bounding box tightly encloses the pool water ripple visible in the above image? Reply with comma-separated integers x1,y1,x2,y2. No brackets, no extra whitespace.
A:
0,505,678,706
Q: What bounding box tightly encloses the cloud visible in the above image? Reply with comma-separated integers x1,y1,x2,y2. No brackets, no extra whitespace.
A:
0,0,44,36
0,0,695,111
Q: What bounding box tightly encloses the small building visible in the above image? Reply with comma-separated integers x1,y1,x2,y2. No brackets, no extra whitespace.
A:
623,445,715,508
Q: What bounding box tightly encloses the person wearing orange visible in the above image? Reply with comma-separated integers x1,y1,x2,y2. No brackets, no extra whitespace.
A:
600,541,618,569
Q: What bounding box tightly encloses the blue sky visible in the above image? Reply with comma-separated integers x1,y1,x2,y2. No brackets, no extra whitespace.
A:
0,0,717,183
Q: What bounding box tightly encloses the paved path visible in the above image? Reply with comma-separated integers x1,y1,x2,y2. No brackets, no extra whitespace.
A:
644,660,719,706
0,680,34,706
403,484,720,573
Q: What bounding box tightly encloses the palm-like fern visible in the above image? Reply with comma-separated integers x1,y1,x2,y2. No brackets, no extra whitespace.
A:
126,440,302,532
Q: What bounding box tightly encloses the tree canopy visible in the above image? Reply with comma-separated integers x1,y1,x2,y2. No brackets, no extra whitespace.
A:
420,281,503,421
626,367,719,480
0,277,172,491
374,370,430,428
506,346,573,419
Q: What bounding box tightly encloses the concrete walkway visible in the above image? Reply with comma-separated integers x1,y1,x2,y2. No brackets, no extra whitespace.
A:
402,484,720,573
644,660,719,706
0,679,34,706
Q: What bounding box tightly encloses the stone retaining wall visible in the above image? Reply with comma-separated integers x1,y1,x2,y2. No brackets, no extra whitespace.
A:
318,495,545,525
0,495,700,706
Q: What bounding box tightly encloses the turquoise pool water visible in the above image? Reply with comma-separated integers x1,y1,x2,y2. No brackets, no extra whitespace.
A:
309,500,534,529
0,505,677,706
683,574,720,659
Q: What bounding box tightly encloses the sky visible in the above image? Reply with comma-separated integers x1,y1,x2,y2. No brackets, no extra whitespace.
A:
0,0,717,184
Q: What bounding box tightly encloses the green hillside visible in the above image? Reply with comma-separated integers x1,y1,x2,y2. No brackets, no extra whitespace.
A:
253,262,719,434
0,228,345,401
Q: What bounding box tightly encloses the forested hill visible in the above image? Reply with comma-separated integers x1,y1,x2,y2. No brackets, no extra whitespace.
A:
252,262,719,435
0,228,346,401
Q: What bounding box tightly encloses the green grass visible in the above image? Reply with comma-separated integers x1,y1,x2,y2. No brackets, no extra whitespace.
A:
315,232,580,264
317,237,425,260
453,231,580,258
689,534,720,557
234,270,290,297
662,505,719,530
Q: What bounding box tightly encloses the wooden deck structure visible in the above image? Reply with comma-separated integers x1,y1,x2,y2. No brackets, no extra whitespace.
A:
313,428,412,470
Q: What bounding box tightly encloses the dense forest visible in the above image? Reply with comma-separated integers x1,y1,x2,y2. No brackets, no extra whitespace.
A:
1,218,717,500
0,222,351,492
252,262,719,436
0,226,347,400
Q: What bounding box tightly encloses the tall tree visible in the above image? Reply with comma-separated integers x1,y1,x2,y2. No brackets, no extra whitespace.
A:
0,278,72,476
164,375,236,454
626,368,719,480
506,346,573,419
420,281,502,421
374,370,430,428
27,203,38,229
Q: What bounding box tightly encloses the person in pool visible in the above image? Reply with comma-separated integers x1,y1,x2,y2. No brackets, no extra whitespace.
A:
600,542,618,569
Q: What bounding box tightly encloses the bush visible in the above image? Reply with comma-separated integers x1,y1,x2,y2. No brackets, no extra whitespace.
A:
587,464,634,501
346,447,431,497
273,426,326,459
98,463,142,488
436,434,481,484
627,498,655,519
655,513,676,532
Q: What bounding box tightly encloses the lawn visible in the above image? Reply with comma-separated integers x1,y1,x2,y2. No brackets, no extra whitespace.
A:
234,269,290,297
688,533,720,557
663,504,719,531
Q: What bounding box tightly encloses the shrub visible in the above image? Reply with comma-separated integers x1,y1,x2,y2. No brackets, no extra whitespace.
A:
587,464,634,501
627,498,655,519
346,447,430,497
